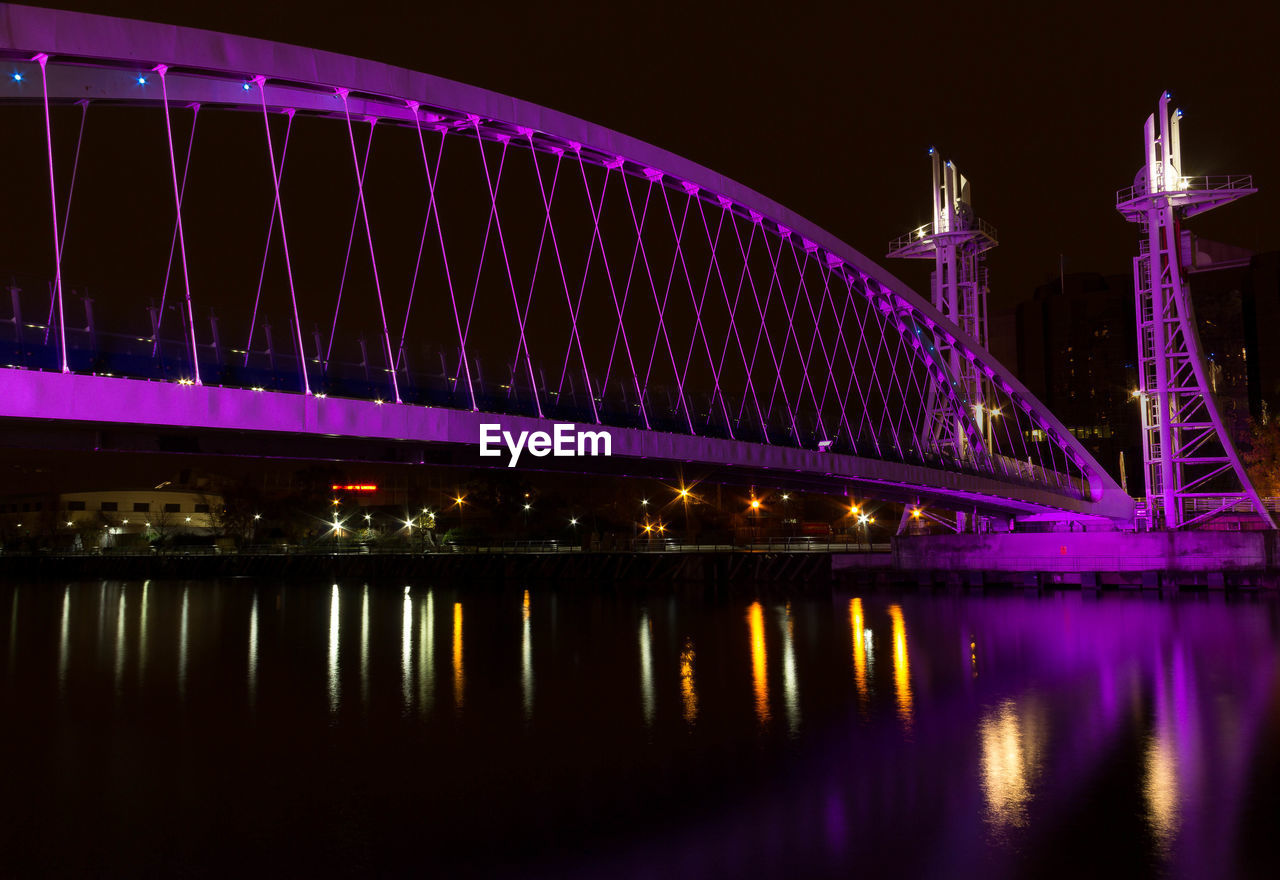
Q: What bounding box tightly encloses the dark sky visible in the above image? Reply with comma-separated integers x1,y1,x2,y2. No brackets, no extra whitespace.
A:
22,0,1280,312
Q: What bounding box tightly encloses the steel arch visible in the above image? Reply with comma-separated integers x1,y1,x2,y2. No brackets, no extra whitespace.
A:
0,3,1134,522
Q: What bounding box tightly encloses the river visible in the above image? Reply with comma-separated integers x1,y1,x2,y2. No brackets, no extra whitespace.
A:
2,580,1277,878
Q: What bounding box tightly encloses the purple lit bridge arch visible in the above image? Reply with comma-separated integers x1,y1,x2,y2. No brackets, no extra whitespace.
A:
0,4,1133,523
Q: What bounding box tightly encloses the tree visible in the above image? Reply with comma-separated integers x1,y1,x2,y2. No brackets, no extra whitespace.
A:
1240,418,1280,498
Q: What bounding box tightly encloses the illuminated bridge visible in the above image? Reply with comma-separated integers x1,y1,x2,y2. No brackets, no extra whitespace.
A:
0,4,1133,524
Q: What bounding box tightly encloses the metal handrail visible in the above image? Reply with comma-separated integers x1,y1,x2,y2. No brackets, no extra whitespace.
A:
887,217,999,253
1115,173,1254,206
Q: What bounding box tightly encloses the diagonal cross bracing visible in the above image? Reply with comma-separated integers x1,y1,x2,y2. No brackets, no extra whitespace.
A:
337,92,400,403
253,80,310,395
0,21,1131,522
155,66,202,386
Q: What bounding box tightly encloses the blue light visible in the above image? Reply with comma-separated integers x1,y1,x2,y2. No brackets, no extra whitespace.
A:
137,75,147,85
11,72,22,82
242,82,252,91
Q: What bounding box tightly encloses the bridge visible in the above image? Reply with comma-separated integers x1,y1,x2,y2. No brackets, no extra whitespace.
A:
0,3,1133,524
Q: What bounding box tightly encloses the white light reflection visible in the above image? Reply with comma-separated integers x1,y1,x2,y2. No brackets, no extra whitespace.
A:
418,590,434,716
978,697,1046,835
1145,650,1188,853
114,588,127,694
58,586,70,693
138,580,149,685
360,586,370,708
401,588,412,713
328,584,340,713
521,590,533,721
178,587,189,700
780,602,800,736
1145,725,1180,851
248,593,259,706
639,610,655,726
7,589,17,674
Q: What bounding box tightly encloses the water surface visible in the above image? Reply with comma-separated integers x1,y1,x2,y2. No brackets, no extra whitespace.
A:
2,580,1277,878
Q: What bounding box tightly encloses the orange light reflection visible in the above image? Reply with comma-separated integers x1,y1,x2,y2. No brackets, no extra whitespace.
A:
888,604,913,727
680,637,698,723
453,601,464,710
849,598,868,707
748,601,770,724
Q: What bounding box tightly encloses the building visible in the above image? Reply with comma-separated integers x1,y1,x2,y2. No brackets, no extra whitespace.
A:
1005,237,1280,496
1013,271,1139,489
0,488,223,549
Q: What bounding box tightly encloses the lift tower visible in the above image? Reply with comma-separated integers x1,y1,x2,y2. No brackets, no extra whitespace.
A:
1116,92,1275,530
888,150,998,458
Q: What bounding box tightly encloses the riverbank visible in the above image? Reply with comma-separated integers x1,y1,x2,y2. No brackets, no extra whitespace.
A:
4,530,1276,589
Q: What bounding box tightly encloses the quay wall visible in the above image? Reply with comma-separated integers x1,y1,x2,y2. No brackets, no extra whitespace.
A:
890,531,1269,573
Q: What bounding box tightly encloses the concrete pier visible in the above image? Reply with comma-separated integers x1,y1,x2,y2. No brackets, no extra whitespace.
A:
833,531,1280,589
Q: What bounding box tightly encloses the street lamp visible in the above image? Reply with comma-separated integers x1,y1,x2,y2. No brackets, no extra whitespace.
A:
677,486,695,540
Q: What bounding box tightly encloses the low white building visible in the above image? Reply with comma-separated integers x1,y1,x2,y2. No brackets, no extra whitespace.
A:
1,488,224,547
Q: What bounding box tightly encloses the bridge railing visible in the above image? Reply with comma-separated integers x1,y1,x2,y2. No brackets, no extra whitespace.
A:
0,291,1092,499
0,40,1108,510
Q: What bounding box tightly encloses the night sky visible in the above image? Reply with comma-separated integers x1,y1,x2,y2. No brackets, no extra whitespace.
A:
16,0,1280,312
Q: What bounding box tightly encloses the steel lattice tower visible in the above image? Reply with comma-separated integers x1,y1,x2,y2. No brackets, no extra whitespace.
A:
1116,92,1275,530
888,150,998,458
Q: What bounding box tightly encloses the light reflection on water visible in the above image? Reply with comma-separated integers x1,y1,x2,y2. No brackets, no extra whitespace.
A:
327,584,340,713
748,600,770,725
138,580,148,686
452,600,463,710
848,597,869,708
522,589,533,721
680,637,698,724
177,587,189,701
978,696,1046,833
360,585,370,707
57,586,69,693
4,582,1279,879
114,589,126,695
418,590,434,715
779,603,800,736
640,609,655,727
888,603,912,728
401,588,412,714
247,592,258,706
